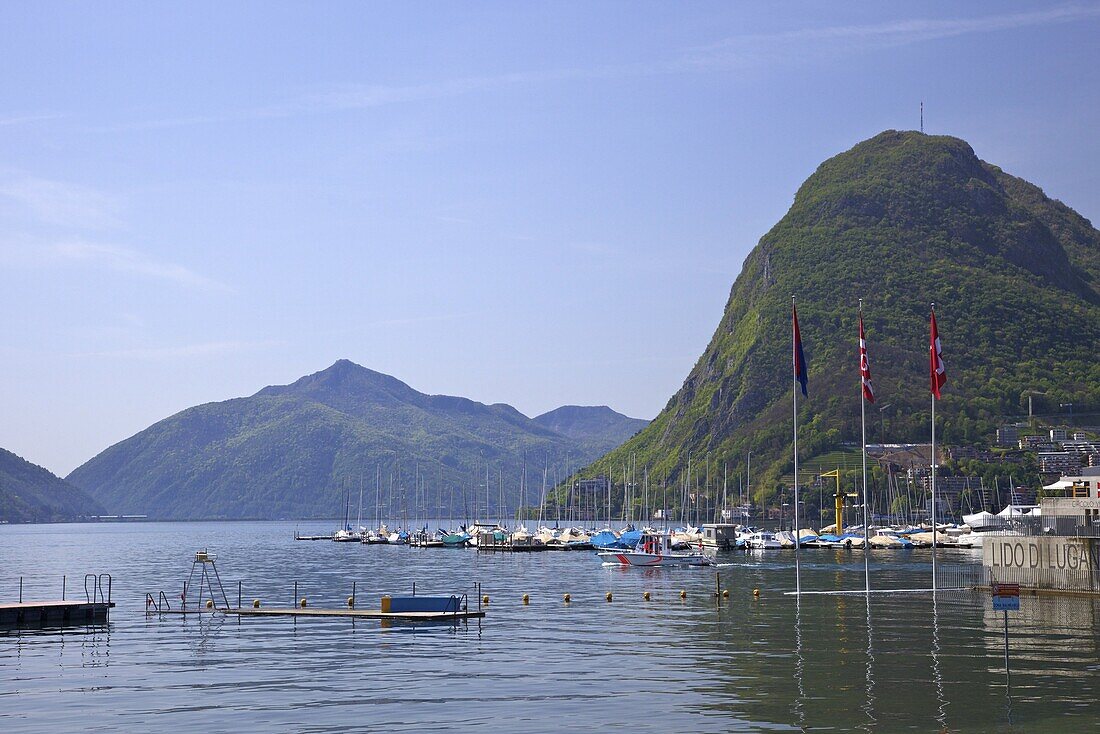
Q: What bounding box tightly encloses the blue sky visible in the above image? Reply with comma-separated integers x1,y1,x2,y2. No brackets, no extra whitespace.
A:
2,1,1099,475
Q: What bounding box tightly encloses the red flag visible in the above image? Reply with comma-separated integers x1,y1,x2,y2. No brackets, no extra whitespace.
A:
930,308,946,399
859,312,875,403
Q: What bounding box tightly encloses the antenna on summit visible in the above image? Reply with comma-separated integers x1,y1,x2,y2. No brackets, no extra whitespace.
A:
920,101,924,133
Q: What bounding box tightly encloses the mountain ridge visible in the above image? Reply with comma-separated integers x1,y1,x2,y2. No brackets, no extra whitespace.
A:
66,360,645,519
533,405,648,456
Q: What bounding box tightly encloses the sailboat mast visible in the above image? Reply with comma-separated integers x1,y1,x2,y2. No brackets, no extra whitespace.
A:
357,474,364,532
792,297,802,596
344,482,351,532
860,299,870,594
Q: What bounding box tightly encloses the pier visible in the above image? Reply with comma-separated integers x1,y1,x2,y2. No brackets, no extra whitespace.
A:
146,551,484,624
294,531,334,541
2,574,114,629
223,606,485,621
0,599,114,627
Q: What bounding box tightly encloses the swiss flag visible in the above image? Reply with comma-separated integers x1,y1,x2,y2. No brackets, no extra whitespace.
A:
930,308,946,399
859,312,875,404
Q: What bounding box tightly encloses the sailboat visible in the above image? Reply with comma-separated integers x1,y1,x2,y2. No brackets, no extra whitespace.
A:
333,486,360,542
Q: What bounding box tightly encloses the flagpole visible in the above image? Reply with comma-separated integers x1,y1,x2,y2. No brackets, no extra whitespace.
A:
792,296,801,596
931,382,937,592
930,303,938,594
860,300,870,594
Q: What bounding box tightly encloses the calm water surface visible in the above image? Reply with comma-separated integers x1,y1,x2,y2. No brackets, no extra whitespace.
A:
2,522,1098,732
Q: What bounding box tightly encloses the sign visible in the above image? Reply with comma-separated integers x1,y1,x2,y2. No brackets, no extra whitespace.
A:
983,536,1095,571
992,582,1020,612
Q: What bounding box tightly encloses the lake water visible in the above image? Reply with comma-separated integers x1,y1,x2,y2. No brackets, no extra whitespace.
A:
2,521,1098,732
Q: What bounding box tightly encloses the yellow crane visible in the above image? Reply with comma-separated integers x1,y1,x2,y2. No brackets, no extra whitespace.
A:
820,469,860,535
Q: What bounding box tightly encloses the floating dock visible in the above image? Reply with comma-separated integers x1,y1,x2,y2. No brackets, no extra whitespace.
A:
0,600,114,628
222,606,484,621
477,541,548,553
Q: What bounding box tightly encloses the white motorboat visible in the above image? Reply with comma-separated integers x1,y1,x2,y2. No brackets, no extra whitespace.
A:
745,531,782,550
597,531,713,567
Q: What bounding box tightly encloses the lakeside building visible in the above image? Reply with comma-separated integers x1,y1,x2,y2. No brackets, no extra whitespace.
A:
918,475,979,516
1060,439,1100,466
1038,451,1083,475
1039,496,1100,537
996,424,1019,447
983,481,1100,592
1020,436,1057,452
1043,467,1100,499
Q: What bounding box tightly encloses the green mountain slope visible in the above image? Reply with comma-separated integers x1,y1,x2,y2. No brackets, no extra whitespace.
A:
66,360,610,520
1,448,104,522
532,405,648,456
587,130,1100,500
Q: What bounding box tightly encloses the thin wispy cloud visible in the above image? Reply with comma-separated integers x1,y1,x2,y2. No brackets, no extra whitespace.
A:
104,4,1100,132
0,175,121,229
82,340,282,360
686,4,1100,67
104,67,613,132
0,112,65,127
50,240,231,292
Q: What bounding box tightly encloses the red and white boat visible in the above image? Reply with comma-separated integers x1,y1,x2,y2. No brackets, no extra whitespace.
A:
597,531,713,567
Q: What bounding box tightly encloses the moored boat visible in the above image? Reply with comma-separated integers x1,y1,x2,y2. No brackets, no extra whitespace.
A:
597,531,713,567
745,531,782,550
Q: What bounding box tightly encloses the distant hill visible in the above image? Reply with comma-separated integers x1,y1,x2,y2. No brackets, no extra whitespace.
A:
67,360,624,520
533,405,648,455
584,130,1100,503
1,448,104,522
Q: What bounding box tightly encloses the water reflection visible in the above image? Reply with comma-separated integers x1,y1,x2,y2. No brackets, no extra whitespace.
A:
80,626,111,669
862,593,875,732
1,522,1098,732
931,594,948,730
793,597,806,729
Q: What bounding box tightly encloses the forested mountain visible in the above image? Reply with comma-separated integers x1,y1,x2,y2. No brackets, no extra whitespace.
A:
585,130,1100,501
0,448,104,522
533,405,648,455
67,360,634,519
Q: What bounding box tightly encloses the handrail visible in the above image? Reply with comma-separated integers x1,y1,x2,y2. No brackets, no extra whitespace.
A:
145,589,174,613
455,593,465,619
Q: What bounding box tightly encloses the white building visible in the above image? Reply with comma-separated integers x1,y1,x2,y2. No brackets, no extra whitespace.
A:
1043,467,1100,499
